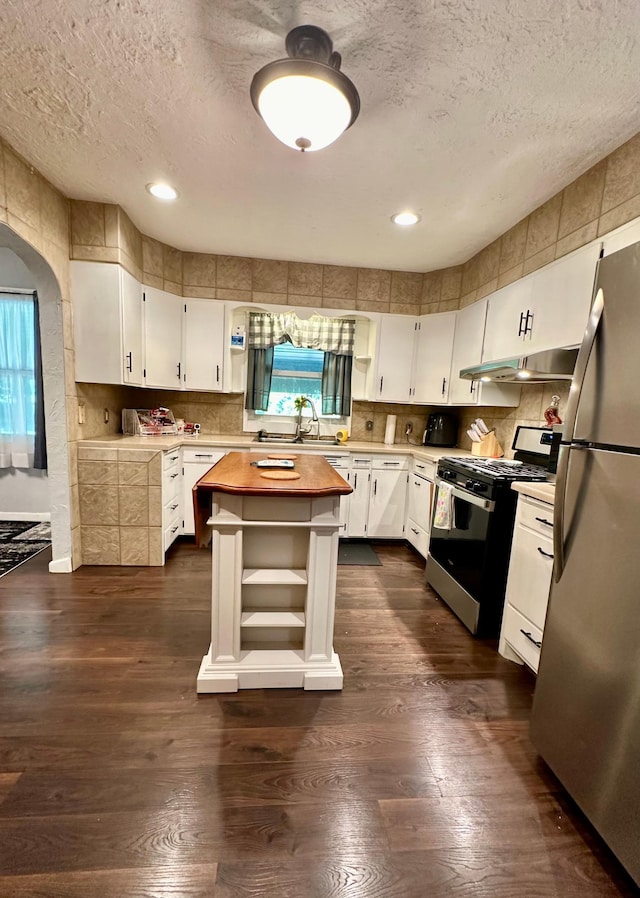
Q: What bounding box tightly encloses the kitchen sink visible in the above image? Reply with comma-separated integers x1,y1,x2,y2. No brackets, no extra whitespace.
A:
252,432,341,446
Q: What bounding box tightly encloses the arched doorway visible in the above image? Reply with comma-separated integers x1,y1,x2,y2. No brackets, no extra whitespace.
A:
0,223,72,571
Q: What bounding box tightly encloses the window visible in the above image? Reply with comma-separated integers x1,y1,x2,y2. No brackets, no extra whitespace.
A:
0,295,36,438
259,343,324,416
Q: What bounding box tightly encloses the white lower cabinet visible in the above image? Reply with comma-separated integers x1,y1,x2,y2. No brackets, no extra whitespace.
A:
182,448,226,535
367,456,409,538
162,449,183,552
344,454,410,538
499,493,555,673
405,458,435,557
346,456,372,537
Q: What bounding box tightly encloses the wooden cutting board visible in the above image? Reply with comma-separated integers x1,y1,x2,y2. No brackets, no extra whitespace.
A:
259,470,301,481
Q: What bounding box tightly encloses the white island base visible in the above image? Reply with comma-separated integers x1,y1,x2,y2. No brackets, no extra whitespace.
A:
196,486,344,693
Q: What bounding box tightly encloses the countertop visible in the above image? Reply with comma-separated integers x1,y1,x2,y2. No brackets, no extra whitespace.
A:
511,481,556,504
78,433,474,463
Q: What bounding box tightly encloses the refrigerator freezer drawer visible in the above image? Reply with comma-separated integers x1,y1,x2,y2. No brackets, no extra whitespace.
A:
502,605,542,672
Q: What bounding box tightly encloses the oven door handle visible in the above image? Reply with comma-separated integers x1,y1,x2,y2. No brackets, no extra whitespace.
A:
435,477,495,512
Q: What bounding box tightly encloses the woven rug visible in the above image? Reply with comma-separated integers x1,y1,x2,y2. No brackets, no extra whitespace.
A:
0,521,51,577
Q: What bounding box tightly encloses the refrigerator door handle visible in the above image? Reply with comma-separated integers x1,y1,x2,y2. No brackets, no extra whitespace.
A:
554,287,604,583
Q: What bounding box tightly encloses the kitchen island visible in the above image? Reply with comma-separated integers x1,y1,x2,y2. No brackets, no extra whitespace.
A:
194,452,352,693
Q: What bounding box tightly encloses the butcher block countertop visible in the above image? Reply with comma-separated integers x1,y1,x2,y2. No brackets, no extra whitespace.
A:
195,451,353,498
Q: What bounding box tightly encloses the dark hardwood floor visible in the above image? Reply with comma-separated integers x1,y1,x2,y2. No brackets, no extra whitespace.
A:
0,541,636,897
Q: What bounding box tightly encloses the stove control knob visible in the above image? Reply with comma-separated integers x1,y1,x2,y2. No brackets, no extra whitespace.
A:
465,479,475,490
442,470,455,481
473,482,488,493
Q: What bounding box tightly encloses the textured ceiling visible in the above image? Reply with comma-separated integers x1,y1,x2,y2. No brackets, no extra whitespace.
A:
1,1,640,271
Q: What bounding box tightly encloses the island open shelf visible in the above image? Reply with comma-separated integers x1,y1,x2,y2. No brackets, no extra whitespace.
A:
194,452,352,692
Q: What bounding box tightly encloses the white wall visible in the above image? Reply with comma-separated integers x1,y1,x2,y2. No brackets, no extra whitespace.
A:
0,469,50,520
0,248,50,520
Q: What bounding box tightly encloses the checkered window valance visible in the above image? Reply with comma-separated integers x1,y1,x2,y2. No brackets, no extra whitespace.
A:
248,312,355,355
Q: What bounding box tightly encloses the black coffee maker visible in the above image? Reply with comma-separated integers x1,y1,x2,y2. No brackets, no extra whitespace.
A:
423,412,458,447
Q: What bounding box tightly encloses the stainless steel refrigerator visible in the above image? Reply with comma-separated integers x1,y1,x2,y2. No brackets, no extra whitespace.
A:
531,239,640,886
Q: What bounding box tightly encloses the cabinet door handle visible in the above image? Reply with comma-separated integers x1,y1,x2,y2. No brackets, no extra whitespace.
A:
170,503,178,511
379,376,384,394
441,377,446,396
170,472,179,479
470,380,475,395
171,525,179,534
415,463,425,470
535,516,553,527
518,310,526,337
216,364,220,384
537,546,554,559
373,479,377,496
413,479,421,486
169,455,179,462
126,351,132,372
177,362,181,381
194,454,214,459
411,527,420,535
520,629,542,649
383,461,400,466
354,472,358,489
524,310,534,337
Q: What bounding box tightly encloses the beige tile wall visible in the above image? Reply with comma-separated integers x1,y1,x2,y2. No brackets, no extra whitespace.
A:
457,133,640,308
458,383,570,457
78,445,163,565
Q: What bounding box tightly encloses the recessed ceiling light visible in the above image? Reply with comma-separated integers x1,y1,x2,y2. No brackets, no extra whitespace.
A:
391,211,421,227
146,182,178,201
517,370,532,379
480,376,492,382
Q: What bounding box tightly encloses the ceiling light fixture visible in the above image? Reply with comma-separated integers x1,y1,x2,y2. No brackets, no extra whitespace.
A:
250,25,360,152
146,182,178,200
392,211,421,227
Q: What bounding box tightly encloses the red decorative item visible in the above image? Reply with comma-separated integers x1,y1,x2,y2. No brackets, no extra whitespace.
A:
544,395,563,426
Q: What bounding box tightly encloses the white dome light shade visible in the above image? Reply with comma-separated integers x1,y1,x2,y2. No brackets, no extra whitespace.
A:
146,182,178,200
257,74,353,152
392,211,421,226
250,26,360,153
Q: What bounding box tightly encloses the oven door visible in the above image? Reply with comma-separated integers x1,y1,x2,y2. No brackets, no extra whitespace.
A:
428,477,495,601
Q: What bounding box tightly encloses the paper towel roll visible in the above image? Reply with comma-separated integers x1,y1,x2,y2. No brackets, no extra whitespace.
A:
384,414,397,445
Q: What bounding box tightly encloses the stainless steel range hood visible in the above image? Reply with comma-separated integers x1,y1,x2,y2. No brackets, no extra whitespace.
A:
459,348,578,383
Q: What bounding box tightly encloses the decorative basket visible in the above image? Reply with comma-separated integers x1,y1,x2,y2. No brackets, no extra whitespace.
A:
122,408,177,436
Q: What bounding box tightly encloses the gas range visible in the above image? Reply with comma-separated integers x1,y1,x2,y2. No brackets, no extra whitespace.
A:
426,427,553,636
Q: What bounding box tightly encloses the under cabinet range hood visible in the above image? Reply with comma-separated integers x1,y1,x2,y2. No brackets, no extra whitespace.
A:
460,348,579,384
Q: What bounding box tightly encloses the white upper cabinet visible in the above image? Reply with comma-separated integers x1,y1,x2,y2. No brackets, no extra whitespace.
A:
143,287,184,389
449,301,520,408
121,268,144,385
182,299,225,391
412,312,456,404
481,277,534,363
71,261,143,386
482,242,601,363
144,289,227,391
526,241,601,354
373,315,417,402
601,217,640,256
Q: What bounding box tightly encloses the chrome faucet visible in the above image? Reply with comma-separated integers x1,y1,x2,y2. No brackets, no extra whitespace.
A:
294,396,319,441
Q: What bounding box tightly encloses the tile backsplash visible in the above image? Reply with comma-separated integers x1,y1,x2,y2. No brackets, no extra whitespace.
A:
76,380,570,455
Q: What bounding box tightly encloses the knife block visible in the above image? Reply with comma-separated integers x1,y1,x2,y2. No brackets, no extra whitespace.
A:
471,432,504,457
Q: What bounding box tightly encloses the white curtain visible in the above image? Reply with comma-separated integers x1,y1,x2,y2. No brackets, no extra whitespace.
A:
0,293,36,468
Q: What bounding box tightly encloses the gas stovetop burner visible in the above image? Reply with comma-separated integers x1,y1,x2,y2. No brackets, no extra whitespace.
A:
439,456,548,482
